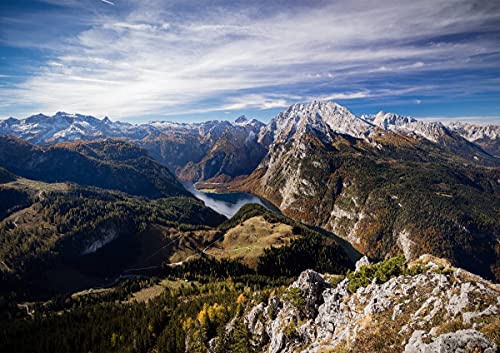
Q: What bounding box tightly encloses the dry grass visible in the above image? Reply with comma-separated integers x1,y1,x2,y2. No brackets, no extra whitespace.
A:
167,229,219,264
129,285,165,303
4,177,70,193
159,278,200,289
129,279,201,303
71,287,113,299
479,316,500,346
205,216,296,268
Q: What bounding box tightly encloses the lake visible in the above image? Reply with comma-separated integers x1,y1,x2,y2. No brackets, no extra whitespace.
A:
184,184,279,218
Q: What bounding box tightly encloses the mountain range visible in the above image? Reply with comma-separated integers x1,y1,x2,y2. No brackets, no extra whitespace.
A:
1,101,499,282
0,100,499,352
1,103,498,178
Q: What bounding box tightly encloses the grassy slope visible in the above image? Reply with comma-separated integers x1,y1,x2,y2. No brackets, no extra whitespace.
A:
205,216,297,268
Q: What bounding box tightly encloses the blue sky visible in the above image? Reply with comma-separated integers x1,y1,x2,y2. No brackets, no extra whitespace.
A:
0,0,499,123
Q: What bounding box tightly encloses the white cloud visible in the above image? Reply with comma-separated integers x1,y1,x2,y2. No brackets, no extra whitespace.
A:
318,92,371,100
212,94,292,111
108,22,157,31
2,0,500,119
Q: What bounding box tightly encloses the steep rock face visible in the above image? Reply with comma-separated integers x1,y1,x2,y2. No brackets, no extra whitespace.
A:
230,102,499,281
261,101,371,145
239,256,499,353
178,119,267,182
289,270,331,319
137,120,234,175
128,118,268,182
80,221,120,255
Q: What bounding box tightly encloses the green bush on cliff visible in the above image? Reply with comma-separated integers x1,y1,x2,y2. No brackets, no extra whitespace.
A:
346,255,412,293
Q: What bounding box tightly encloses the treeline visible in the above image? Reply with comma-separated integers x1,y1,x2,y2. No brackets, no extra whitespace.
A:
0,275,287,353
257,231,352,277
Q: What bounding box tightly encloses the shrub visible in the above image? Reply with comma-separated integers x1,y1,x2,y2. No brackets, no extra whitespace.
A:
346,255,425,293
282,287,305,310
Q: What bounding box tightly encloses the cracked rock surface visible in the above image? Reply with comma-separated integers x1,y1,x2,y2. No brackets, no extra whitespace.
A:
238,255,499,353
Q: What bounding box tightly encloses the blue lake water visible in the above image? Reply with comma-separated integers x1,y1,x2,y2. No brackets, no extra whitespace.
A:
184,184,278,218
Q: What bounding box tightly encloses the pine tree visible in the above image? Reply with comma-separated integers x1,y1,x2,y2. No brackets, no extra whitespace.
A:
230,320,255,353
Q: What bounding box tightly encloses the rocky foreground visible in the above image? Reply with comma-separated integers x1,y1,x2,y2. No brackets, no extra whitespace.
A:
209,255,499,353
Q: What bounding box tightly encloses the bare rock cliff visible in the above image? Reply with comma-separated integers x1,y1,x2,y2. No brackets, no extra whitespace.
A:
233,255,499,353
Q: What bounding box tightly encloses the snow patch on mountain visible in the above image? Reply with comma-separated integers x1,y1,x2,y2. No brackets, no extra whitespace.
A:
263,101,372,144
445,121,499,142
367,111,450,143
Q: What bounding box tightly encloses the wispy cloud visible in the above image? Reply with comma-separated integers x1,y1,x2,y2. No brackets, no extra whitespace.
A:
0,0,499,121
219,94,292,111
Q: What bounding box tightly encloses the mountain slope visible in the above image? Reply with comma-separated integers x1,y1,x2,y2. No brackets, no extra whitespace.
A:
0,136,189,198
0,174,225,298
0,113,270,183
444,121,499,157
222,255,499,353
178,117,268,182
229,101,500,281
2,109,497,182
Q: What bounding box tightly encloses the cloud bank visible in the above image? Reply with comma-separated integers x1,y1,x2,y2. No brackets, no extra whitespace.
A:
0,0,499,121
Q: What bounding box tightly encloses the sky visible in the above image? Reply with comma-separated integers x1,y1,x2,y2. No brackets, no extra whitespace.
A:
0,0,499,123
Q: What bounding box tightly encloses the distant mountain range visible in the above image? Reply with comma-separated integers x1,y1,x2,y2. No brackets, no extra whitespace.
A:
1,101,499,284
1,105,498,173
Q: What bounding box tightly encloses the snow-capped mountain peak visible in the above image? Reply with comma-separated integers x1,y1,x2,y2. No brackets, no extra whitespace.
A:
363,111,448,143
234,115,248,124
54,111,75,118
444,121,499,142
372,111,417,128
1,101,498,156
265,100,372,144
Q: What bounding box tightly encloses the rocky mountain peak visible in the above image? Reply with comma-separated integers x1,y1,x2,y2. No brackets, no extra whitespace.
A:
266,100,371,144
25,113,50,123
445,121,499,141
2,117,19,125
235,115,248,124
444,122,500,156
372,111,417,129
54,111,73,118
364,111,449,143
233,255,499,353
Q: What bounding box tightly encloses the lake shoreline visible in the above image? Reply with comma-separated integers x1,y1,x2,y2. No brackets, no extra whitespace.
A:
182,182,280,218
